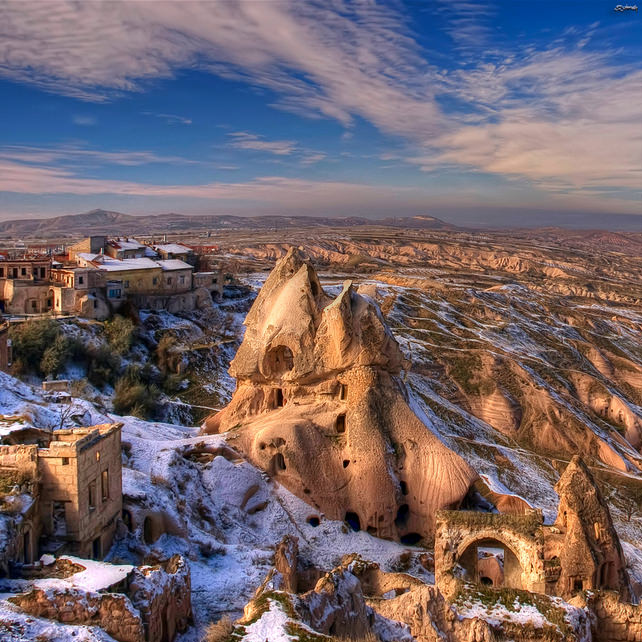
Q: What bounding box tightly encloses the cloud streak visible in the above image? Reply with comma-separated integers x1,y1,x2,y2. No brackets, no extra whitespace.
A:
0,1,640,210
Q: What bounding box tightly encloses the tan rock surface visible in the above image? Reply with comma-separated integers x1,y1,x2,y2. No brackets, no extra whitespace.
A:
203,248,477,539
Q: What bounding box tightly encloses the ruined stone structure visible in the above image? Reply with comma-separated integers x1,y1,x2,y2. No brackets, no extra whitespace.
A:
38,424,123,559
0,443,40,573
9,554,192,642
0,423,123,565
203,248,477,540
435,456,632,602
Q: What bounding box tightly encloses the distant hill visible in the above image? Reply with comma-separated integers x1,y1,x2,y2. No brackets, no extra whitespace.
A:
0,209,457,239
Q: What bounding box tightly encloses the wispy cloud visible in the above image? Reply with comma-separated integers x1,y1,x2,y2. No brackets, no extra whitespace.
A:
142,111,192,125
228,132,297,156
0,1,639,210
72,115,96,126
0,145,199,167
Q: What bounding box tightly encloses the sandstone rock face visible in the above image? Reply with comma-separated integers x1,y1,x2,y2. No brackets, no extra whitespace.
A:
553,455,632,601
203,248,477,539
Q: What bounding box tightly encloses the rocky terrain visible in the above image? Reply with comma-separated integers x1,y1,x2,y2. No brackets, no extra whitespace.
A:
2,225,642,641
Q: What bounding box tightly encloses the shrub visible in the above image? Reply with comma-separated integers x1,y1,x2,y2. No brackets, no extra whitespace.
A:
202,616,234,642
41,334,71,378
8,318,60,376
104,315,135,355
87,344,121,387
113,376,160,418
156,334,182,374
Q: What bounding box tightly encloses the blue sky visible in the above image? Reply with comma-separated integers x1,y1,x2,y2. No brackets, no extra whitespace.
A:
0,0,640,225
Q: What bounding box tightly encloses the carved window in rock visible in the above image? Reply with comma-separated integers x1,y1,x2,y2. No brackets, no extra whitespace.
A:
339,384,347,401
335,413,346,434
266,345,294,377
275,388,285,408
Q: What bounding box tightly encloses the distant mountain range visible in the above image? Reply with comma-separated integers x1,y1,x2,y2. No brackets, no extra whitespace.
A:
0,209,456,238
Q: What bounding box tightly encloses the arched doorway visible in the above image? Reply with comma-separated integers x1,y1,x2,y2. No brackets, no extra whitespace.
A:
457,537,523,589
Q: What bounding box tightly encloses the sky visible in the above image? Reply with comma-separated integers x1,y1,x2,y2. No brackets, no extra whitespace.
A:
0,0,640,227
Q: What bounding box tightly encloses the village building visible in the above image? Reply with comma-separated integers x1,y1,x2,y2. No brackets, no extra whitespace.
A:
67,235,107,261
105,238,147,260
0,422,123,569
0,256,53,315
154,243,196,266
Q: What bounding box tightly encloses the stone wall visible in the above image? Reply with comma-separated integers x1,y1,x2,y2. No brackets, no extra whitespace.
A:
434,510,547,599
8,554,191,642
585,591,642,642
9,587,144,642
128,555,192,642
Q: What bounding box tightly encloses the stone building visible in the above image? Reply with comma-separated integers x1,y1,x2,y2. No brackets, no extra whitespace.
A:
0,443,41,574
105,238,147,260
67,236,107,261
38,424,123,559
0,257,53,314
434,456,631,602
193,271,224,300
154,243,196,266
0,422,123,565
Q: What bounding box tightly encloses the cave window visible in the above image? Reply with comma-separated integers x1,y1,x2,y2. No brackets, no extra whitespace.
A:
345,512,361,532
400,480,408,495
400,533,423,545
275,388,284,408
267,345,294,376
143,516,154,544
122,509,132,532
343,460,350,468
335,414,346,434
339,384,347,401
480,576,493,586
307,516,320,527
270,453,287,474
573,579,584,593
395,504,409,529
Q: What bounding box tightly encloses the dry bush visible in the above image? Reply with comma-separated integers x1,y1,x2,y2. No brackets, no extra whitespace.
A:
202,615,234,642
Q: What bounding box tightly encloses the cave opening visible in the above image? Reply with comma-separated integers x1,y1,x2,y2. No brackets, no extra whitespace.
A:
345,511,361,532
335,413,346,434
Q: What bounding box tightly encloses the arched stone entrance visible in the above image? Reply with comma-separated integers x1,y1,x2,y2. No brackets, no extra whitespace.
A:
457,537,522,589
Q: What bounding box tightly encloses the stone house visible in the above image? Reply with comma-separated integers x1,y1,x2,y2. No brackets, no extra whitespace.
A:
154,243,196,266
50,266,110,319
0,443,40,574
38,424,123,559
193,271,224,300
67,236,107,261
105,239,147,260
0,257,53,314
157,260,193,294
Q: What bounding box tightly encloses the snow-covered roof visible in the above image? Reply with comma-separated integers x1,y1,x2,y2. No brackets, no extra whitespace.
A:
76,252,102,263
155,243,191,254
144,246,158,258
157,259,193,271
108,238,145,251
91,257,160,272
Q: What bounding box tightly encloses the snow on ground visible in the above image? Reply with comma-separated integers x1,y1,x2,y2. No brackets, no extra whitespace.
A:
112,413,427,630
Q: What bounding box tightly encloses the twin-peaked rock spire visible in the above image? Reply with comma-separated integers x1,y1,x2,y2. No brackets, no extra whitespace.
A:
204,248,477,540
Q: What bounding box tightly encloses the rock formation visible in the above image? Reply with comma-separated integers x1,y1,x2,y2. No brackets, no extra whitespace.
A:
551,455,631,601
203,248,477,540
